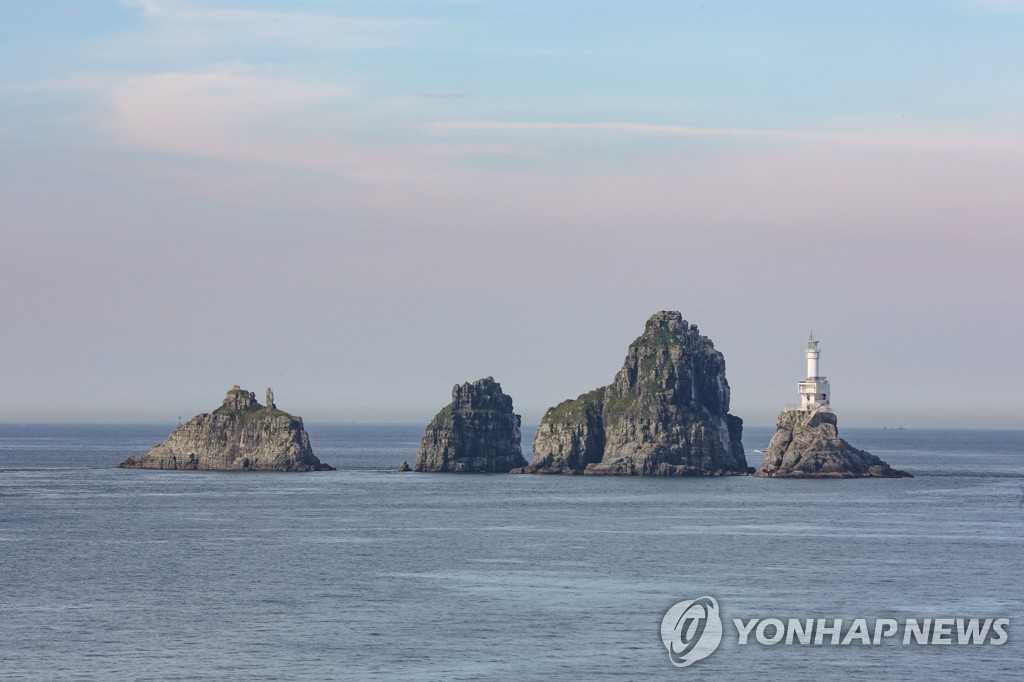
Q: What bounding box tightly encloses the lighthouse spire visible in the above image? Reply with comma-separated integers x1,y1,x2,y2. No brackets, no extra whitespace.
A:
797,335,830,411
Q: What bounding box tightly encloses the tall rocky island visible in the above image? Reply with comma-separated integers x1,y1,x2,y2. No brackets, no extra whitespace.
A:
118,386,334,471
519,311,748,476
415,377,527,473
755,337,911,478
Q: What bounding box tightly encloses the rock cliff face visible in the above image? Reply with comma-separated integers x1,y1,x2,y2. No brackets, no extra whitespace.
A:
521,311,748,476
756,410,911,478
118,386,333,471
415,377,527,473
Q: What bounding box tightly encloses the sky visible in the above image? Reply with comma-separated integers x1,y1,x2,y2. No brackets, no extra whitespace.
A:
1,0,1022,428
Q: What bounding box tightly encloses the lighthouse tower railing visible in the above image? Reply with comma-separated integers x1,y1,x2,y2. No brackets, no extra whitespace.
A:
784,403,833,413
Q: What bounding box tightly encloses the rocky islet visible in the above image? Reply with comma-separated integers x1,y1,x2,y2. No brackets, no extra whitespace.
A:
518,311,749,476
415,377,527,473
118,386,334,471
756,409,912,478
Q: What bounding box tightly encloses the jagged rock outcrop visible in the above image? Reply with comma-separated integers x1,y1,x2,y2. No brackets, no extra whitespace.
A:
519,311,748,476
415,377,527,473
756,409,911,478
118,386,333,471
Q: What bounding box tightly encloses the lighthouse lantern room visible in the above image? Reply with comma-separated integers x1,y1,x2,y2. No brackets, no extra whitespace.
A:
797,335,831,411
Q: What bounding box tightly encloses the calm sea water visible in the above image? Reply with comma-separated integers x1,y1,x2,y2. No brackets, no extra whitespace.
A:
1,424,1022,681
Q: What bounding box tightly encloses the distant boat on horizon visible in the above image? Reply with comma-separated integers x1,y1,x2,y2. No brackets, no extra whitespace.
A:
882,424,906,431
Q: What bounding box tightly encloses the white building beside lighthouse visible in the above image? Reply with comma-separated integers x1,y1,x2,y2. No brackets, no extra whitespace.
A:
797,335,831,411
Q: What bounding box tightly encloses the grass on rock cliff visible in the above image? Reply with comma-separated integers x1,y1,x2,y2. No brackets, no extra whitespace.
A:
542,388,605,426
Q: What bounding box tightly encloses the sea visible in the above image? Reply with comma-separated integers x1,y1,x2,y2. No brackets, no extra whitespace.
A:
1,423,1022,681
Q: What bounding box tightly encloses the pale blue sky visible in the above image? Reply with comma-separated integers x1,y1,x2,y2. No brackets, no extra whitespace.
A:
2,1,1022,427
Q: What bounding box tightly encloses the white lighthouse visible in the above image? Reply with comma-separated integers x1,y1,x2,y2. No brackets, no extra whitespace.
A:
797,335,831,411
